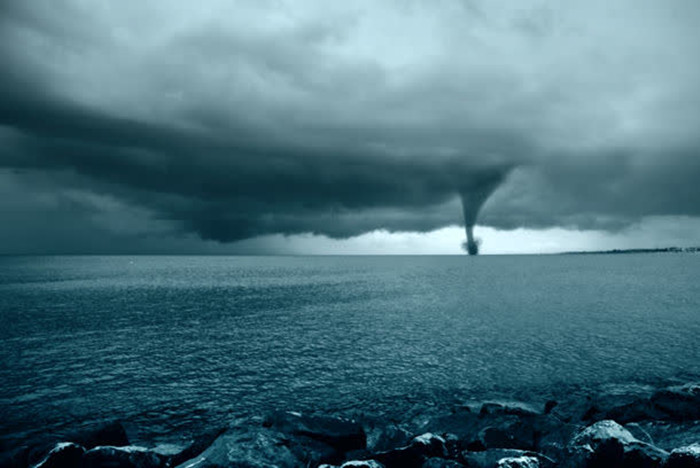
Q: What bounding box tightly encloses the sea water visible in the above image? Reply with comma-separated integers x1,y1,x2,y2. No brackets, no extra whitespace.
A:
1,254,699,449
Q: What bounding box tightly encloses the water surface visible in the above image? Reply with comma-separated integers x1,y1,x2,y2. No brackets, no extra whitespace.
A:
1,254,699,448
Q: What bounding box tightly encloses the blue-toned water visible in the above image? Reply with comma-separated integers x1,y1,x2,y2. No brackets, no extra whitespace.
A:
1,255,699,450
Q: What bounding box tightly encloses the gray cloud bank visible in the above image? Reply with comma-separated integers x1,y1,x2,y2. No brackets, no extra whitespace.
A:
1,0,699,252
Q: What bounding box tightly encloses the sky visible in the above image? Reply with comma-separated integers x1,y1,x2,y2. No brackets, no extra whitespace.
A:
1,0,699,255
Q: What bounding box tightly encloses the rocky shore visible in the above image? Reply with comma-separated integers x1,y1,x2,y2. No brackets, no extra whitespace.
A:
3,382,700,468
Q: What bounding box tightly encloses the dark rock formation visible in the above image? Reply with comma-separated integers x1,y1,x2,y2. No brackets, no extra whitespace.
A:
4,382,700,468
369,433,447,468
460,448,554,468
566,420,668,467
32,443,85,468
263,411,367,455
0,421,130,468
422,457,465,467
320,460,386,468
664,444,700,468
365,423,412,453
82,446,167,468
165,426,228,467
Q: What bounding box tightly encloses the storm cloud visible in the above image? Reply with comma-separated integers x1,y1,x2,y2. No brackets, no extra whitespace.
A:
1,0,699,252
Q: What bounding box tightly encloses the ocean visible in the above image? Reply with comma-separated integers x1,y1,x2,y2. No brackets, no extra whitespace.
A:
1,254,699,450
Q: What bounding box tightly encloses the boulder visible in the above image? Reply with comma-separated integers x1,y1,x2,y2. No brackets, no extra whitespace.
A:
173,428,300,468
496,456,541,468
366,423,412,453
422,458,465,467
588,383,700,424
651,385,700,421
424,404,541,452
32,442,85,468
263,411,366,454
411,433,448,458
460,449,554,468
370,433,447,468
340,462,386,468
477,420,537,451
664,444,700,468
566,420,668,467
478,402,541,418
165,426,227,467
82,446,167,468
3,421,132,468
68,422,131,450
319,461,386,468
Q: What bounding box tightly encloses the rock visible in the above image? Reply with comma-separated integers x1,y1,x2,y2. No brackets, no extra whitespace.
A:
460,449,554,468
590,383,700,424
477,420,537,451
370,433,447,468
625,422,655,444
422,458,465,467
567,420,668,467
263,411,366,454
425,404,540,451
319,461,386,468
82,446,167,468
0,446,31,468
664,444,700,468
496,456,541,468
411,433,448,458
652,385,700,421
366,423,412,453
5,421,132,468
632,421,700,451
69,422,131,450
173,428,300,468
570,419,638,447
478,402,541,418
32,442,85,468
165,426,227,467
543,401,558,415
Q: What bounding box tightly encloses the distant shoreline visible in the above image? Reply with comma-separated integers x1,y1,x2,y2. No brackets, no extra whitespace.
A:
561,246,700,255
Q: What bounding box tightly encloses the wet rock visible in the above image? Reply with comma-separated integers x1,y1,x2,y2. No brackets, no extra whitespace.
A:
477,420,537,451
567,420,668,467
664,444,700,468
652,385,700,421
543,401,558,415
478,402,541,418
69,422,131,450
460,449,554,468
496,455,541,468
32,442,85,468
625,422,655,444
3,421,132,468
370,433,447,468
173,428,300,468
319,461,386,468
590,383,700,424
366,423,412,453
532,418,579,461
263,411,366,454
411,433,448,458
425,403,541,452
82,446,167,468
422,458,465,467
165,426,227,467
0,446,31,468
632,421,700,451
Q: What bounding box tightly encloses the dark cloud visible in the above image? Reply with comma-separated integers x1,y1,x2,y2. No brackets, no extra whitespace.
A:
1,0,699,252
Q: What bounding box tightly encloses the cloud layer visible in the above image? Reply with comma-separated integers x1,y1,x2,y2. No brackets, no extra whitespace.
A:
1,0,699,251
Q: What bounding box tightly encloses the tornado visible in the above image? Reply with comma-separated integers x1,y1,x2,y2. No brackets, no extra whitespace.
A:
457,168,509,255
